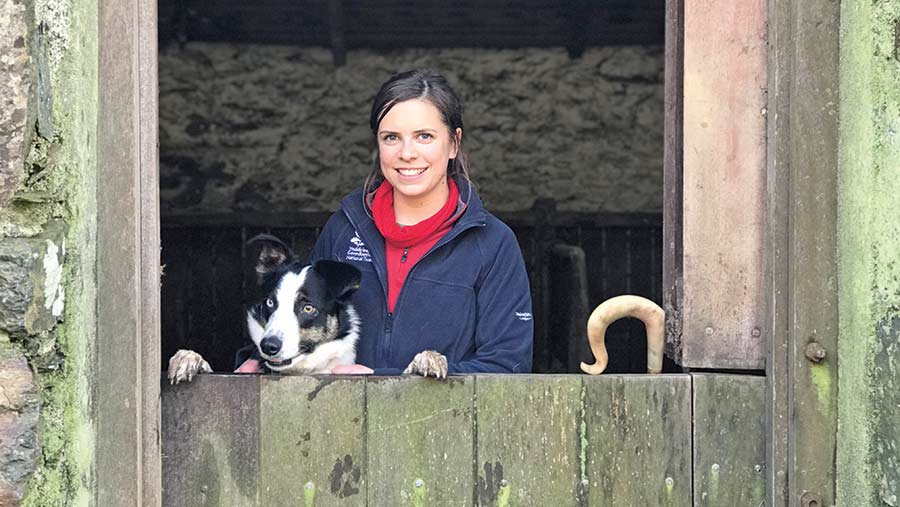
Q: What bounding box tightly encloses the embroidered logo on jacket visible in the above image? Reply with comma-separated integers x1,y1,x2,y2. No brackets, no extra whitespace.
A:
516,312,533,321
346,232,372,263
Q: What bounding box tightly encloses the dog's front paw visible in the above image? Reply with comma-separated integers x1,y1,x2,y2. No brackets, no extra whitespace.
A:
167,349,212,385
403,350,448,379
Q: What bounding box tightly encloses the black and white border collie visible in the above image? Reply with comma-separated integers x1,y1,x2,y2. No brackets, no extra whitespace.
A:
167,234,361,384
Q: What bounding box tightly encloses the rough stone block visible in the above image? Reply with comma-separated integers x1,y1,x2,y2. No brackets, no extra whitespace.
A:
0,0,35,208
0,221,66,335
0,341,40,506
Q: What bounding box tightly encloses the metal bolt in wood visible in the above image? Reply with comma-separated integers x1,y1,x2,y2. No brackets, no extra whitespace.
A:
804,341,827,363
800,491,823,507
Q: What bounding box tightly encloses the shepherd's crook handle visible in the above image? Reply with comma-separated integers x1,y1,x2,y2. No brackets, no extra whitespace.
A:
580,295,665,375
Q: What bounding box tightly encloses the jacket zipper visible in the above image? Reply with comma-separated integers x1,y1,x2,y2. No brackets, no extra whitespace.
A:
343,208,486,360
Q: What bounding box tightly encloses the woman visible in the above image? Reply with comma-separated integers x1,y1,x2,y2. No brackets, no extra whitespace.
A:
239,70,533,376
318,69,533,376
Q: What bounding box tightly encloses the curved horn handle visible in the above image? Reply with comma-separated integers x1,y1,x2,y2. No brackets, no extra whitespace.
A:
580,295,665,375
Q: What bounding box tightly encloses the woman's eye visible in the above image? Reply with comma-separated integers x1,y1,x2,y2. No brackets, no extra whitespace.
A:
417,133,433,141
302,304,316,314
383,134,399,143
265,298,274,308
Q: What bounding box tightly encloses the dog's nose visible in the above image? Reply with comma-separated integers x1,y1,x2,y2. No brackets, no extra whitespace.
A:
260,336,282,356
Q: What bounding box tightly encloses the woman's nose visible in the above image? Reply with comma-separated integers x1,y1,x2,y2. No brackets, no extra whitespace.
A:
400,141,417,160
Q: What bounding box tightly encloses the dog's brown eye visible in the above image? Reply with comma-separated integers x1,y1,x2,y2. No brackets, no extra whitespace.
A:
302,304,315,314
265,298,275,308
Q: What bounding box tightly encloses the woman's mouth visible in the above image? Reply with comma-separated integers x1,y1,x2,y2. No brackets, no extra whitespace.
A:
396,167,427,177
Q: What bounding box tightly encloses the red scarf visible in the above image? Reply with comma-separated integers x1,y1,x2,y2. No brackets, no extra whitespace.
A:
372,179,461,312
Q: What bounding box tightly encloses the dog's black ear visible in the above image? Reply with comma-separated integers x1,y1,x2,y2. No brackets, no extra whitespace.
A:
247,234,295,284
312,260,362,301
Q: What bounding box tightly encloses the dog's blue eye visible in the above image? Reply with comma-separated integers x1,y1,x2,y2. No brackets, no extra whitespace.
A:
266,298,275,308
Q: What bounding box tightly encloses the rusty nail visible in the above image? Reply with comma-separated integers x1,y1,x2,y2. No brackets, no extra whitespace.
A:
800,491,823,507
751,327,761,338
804,341,827,363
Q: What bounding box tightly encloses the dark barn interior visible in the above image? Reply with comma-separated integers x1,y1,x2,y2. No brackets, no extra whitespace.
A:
157,0,674,374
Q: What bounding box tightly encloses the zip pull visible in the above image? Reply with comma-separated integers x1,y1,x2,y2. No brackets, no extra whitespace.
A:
401,247,409,263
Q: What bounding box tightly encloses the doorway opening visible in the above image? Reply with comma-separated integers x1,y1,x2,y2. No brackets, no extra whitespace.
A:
156,0,674,374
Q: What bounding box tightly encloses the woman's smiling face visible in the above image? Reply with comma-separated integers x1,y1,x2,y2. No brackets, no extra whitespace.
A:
377,99,460,209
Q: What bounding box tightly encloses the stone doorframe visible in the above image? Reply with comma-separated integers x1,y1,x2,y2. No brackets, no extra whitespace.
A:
96,0,160,505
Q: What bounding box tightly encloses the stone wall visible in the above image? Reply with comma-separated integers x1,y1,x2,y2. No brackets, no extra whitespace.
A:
0,0,98,504
160,44,663,215
836,1,900,505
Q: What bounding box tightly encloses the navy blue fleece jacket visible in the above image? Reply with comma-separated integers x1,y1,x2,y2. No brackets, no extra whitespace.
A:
308,183,534,375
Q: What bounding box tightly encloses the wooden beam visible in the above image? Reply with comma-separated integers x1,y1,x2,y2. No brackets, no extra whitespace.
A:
681,0,768,370
97,0,160,503
765,0,791,502
663,0,684,366
139,0,161,501
767,1,841,505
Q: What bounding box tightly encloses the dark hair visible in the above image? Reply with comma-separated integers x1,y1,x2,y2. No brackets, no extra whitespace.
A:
364,70,471,194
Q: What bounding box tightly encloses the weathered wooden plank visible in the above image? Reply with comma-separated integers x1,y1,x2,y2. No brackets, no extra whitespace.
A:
97,0,151,502
259,376,366,506
663,0,685,367
584,375,692,507
765,0,791,501
681,0,767,369
366,376,475,506
786,1,841,503
692,374,765,506
476,375,582,505
161,375,260,507
139,0,161,501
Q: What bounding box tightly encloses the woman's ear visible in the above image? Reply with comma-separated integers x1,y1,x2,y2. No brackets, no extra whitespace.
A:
451,128,462,158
